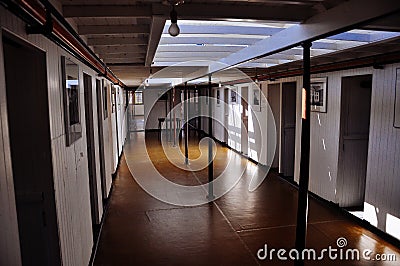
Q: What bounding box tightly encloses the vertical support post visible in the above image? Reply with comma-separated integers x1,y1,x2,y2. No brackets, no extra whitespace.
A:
197,88,201,133
168,89,172,142
173,87,177,146
184,83,189,165
295,41,312,266
207,75,215,200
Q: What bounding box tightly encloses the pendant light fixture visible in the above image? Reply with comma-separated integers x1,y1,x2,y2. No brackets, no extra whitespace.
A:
168,5,180,37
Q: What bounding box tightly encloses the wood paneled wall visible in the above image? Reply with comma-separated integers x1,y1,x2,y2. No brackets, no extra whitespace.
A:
365,63,400,234
0,6,127,265
309,68,372,202
215,66,399,240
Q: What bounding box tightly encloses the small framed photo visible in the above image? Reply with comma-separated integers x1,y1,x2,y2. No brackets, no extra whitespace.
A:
310,77,327,113
60,56,82,146
252,86,261,112
230,89,237,104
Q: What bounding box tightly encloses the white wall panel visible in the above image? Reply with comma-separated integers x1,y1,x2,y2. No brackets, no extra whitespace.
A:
144,88,168,130
213,87,225,142
0,6,121,265
102,80,113,195
307,68,372,202
365,63,400,239
0,15,22,265
89,76,104,221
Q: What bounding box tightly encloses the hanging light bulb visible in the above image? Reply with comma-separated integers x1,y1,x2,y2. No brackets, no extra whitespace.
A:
168,6,180,37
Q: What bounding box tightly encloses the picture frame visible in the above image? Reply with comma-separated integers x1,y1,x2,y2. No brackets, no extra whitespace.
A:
60,56,82,146
111,85,116,113
230,88,237,104
252,86,261,112
310,77,328,113
394,68,400,128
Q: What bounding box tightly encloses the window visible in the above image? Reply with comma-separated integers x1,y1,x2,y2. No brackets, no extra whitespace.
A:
61,56,82,146
134,91,143,105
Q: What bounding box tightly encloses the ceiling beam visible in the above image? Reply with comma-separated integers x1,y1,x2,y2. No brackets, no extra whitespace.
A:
63,4,314,22
159,37,262,46
361,11,400,31
99,53,146,59
78,25,150,35
107,63,145,67
104,58,144,64
63,5,153,18
206,0,400,74
93,45,147,54
155,52,231,58
161,25,283,36
145,16,166,67
87,37,148,46
156,45,243,53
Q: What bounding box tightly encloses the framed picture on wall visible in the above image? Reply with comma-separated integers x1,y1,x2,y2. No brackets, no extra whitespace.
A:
252,86,261,112
394,68,400,128
60,56,82,146
310,77,328,113
111,85,116,113
230,88,237,104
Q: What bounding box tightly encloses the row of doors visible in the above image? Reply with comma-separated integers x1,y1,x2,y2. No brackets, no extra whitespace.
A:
219,78,372,209
2,32,118,265
266,76,372,209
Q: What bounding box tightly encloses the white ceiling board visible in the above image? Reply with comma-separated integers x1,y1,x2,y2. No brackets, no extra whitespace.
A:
207,0,400,74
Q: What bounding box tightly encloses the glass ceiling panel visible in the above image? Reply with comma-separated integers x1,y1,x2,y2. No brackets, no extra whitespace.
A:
152,19,400,73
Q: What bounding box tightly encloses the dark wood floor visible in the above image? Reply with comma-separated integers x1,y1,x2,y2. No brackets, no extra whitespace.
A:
93,132,400,265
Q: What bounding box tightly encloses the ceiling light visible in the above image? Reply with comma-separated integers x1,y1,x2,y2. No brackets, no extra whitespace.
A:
168,6,180,37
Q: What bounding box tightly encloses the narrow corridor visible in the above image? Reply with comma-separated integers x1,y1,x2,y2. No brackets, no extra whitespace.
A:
94,132,400,265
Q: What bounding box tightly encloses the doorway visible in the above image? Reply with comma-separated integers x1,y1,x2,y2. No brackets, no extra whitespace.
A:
83,73,100,240
3,32,61,265
96,79,107,200
224,88,229,144
241,86,249,155
337,74,372,208
129,90,145,132
268,83,281,169
281,82,296,177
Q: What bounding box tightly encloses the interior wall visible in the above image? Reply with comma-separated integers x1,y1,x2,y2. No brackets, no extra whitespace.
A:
307,68,372,202
364,63,400,239
262,77,303,176
144,88,168,130
263,82,281,169
0,6,126,265
213,87,225,142
226,86,241,152
102,80,113,196
88,76,104,223
134,105,144,115
110,86,117,169
116,86,126,156
0,25,22,266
